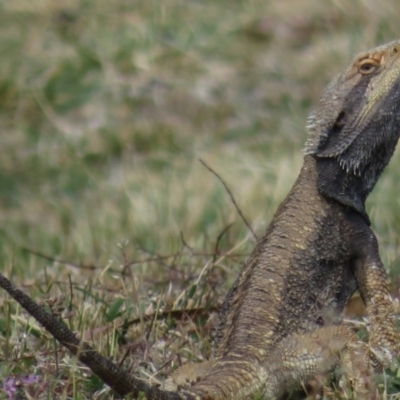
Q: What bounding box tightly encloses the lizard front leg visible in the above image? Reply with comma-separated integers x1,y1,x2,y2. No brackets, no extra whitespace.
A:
265,325,374,399
353,232,400,369
164,361,213,392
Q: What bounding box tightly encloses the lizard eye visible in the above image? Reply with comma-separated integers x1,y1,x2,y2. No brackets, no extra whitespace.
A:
359,59,378,75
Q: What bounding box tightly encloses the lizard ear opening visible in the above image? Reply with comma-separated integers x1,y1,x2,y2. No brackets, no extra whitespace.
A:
332,111,346,129
314,111,349,157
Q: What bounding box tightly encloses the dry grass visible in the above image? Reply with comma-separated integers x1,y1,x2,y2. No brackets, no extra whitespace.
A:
1,0,400,398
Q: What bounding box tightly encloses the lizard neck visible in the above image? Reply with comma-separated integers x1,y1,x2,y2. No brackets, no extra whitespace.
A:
310,155,371,226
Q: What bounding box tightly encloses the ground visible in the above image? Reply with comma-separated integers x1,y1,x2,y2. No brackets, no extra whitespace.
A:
1,0,400,399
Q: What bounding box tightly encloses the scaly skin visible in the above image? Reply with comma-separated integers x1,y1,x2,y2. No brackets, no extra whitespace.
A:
1,40,400,399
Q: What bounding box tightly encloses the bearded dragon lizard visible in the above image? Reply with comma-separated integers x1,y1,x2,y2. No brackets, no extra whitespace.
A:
1,39,400,399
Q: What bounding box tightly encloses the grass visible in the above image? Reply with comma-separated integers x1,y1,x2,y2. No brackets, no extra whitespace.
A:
1,0,400,398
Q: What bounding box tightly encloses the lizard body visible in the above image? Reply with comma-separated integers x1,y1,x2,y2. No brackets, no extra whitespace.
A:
2,40,400,399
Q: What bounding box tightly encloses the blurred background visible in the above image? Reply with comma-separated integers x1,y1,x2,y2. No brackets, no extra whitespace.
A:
1,0,400,397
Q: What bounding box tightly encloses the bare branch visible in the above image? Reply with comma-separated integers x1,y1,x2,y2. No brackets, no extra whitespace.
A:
199,159,258,242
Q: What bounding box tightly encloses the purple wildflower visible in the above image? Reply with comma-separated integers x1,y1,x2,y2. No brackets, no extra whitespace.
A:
3,377,18,399
2,374,45,400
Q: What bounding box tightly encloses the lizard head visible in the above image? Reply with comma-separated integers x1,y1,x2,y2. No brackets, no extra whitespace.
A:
305,40,400,219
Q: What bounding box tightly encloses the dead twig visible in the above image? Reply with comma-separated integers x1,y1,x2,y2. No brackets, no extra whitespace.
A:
125,306,220,327
180,231,194,254
68,274,73,313
199,159,258,242
213,223,234,262
20,247,99,271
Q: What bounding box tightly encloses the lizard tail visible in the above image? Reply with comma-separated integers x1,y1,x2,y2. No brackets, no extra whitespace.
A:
0,273,187,400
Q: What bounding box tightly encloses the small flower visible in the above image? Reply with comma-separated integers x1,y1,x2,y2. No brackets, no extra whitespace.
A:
3,377,18,399
21,374,40,385
2,374,44,400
